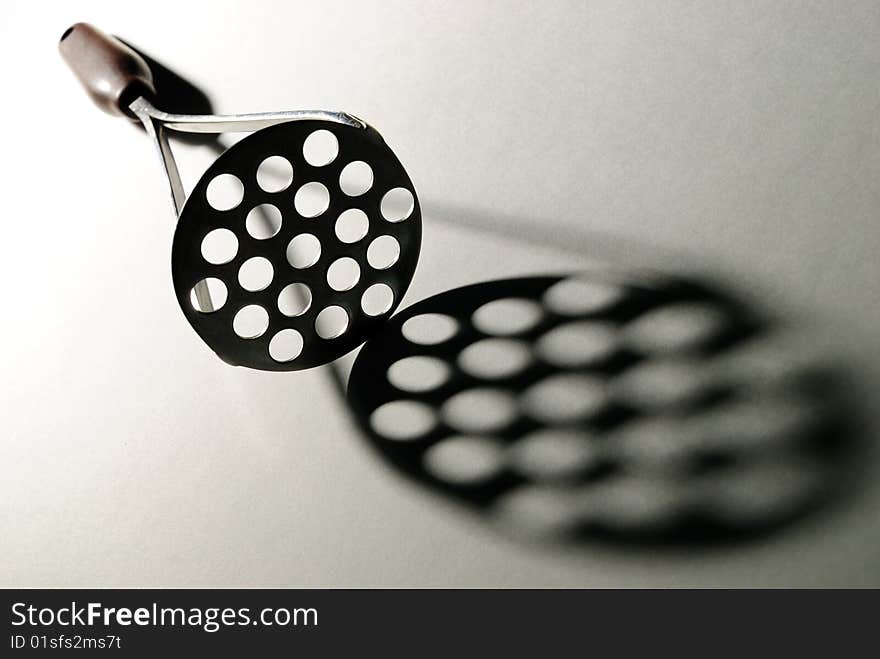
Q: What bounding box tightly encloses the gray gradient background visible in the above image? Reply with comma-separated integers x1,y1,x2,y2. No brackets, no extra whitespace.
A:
1,0,878,586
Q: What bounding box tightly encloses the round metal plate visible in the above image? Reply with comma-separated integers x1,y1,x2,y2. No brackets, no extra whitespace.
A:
172,119,421,370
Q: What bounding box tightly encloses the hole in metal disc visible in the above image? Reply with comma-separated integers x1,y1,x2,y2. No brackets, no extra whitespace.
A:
380,187,414,222
303,129,339,167
315,305,349,339
268,329,304,362
256,155,293,193
361,283,394,316
295,182,330,218
287,234,322,269
327,257,361,292
233,305,270,339
366,235,400,269
277,283,312,317
238,256,274,292
335,209,369,243
339,161,373,196
190,278,228,312
246,203,283,239
206,173,244,211
201,229,238,265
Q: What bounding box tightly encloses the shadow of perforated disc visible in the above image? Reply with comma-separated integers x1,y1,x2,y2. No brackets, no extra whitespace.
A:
347,271,858,546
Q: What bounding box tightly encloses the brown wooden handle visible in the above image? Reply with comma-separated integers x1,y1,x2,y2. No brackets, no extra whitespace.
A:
59,23,156,120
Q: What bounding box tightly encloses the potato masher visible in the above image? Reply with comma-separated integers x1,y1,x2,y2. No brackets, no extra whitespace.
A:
60,23,421,371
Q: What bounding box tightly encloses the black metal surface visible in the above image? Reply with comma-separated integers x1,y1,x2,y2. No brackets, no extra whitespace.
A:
172,119,421,370
347,273,855,544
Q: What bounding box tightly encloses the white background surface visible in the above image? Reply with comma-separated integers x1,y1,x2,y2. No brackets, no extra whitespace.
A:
1,0,879,586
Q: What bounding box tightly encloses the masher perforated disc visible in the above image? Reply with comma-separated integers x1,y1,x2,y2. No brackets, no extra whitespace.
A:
172,119,421,370
347,272,853,544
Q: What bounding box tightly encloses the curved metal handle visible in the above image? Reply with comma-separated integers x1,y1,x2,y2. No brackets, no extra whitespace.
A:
136,101,367,134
